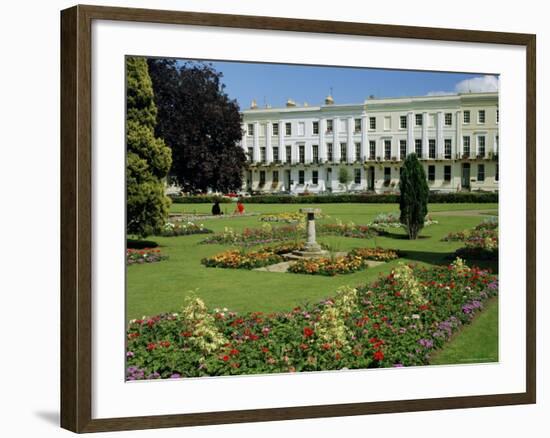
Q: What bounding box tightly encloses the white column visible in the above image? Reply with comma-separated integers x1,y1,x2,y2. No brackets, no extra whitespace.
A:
407,112,414,154
361,113,368,161
266,121,273,164
319,118,326,162
305,142,312,164
292,143,298,165
333,117,341,162
241,124,247,151
422,112,428,159
253,121,260,163
279,119,285,151
456,110,462,157
436,111,444,159
347,117,354,163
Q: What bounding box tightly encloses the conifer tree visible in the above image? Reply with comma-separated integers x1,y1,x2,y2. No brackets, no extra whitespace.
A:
126,57,172,238
399,153,429,239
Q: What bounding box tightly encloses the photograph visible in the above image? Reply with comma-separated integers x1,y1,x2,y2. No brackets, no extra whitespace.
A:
125,57,500,380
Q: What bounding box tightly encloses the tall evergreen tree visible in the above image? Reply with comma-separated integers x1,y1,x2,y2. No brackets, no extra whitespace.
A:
148,59,246,193
126,57,172,238
399,153,429,240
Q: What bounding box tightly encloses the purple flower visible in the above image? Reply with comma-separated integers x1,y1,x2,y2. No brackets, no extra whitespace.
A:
170,373,181,379
418,338,434,349
126,351,134,358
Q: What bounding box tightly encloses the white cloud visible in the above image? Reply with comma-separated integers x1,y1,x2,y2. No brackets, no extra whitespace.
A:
455,75,499,93
427,75,499,96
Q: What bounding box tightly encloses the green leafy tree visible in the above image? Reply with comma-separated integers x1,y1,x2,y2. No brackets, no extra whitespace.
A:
126,57,172,238
148,59,247,193
399,153,429,239
338,167,352,191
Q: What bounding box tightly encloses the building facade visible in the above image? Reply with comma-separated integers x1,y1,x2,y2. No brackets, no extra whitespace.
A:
240,92,499,194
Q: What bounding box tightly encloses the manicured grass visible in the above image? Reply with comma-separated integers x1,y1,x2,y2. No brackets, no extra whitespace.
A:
127,203,498,320
430,298,499,365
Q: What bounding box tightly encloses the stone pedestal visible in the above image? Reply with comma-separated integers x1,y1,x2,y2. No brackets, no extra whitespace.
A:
284,208,329,259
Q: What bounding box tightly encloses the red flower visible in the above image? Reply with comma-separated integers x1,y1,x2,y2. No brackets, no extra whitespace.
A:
222,355,229,362
146,343,157,351
419,304,429,311
373,350,384,361
159,341,171,348
180,331,192,338
229,348,239,356
303,327,314,338
261,347,269,353
322,343,331,350
299,343,309,350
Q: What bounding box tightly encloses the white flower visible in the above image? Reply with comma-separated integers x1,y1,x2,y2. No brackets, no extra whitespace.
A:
412,314,420,319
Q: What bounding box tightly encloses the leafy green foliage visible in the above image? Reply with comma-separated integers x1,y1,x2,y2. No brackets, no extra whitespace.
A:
126,57,172,237
399,154,429,239
148,59,247,193
338,167,351,190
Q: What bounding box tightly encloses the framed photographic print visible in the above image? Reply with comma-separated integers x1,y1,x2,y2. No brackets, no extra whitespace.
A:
60,4,536,433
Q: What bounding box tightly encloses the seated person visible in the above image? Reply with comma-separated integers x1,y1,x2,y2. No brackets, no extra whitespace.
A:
211,201,222,215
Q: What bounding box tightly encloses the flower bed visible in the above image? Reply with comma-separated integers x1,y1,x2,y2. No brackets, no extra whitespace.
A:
288,247,400,276
259,212,327,224
126,248,168,265
474,217,498,230
126,259,498,378
201,224,303,246
442,218,498,242
158,221,213,237
455,237,498,260
201,249,283,269
370,213,402,228
318,222,378,239
259,212,304,223
202,241,330,270
370,213,438,230
288,254,366,276
349,247,400,262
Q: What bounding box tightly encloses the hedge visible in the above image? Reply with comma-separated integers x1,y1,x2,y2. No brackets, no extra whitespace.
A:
169,195,233,204
170,192,498,204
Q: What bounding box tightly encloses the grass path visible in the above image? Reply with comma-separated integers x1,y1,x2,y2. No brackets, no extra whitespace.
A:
430,298,499,365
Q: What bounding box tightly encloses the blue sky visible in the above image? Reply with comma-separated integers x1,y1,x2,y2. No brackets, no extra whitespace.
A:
175,59,498,110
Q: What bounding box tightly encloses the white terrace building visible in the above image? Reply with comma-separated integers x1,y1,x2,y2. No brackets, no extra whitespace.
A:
240,92,499,194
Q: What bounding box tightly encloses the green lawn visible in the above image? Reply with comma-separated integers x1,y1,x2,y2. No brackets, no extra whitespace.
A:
127,202,498,320
430,297,499,365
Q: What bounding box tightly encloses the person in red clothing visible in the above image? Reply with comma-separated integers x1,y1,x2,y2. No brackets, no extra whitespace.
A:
234,199,245,215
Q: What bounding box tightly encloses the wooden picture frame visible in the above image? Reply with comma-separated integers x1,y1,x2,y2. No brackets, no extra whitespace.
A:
61,4,536,433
